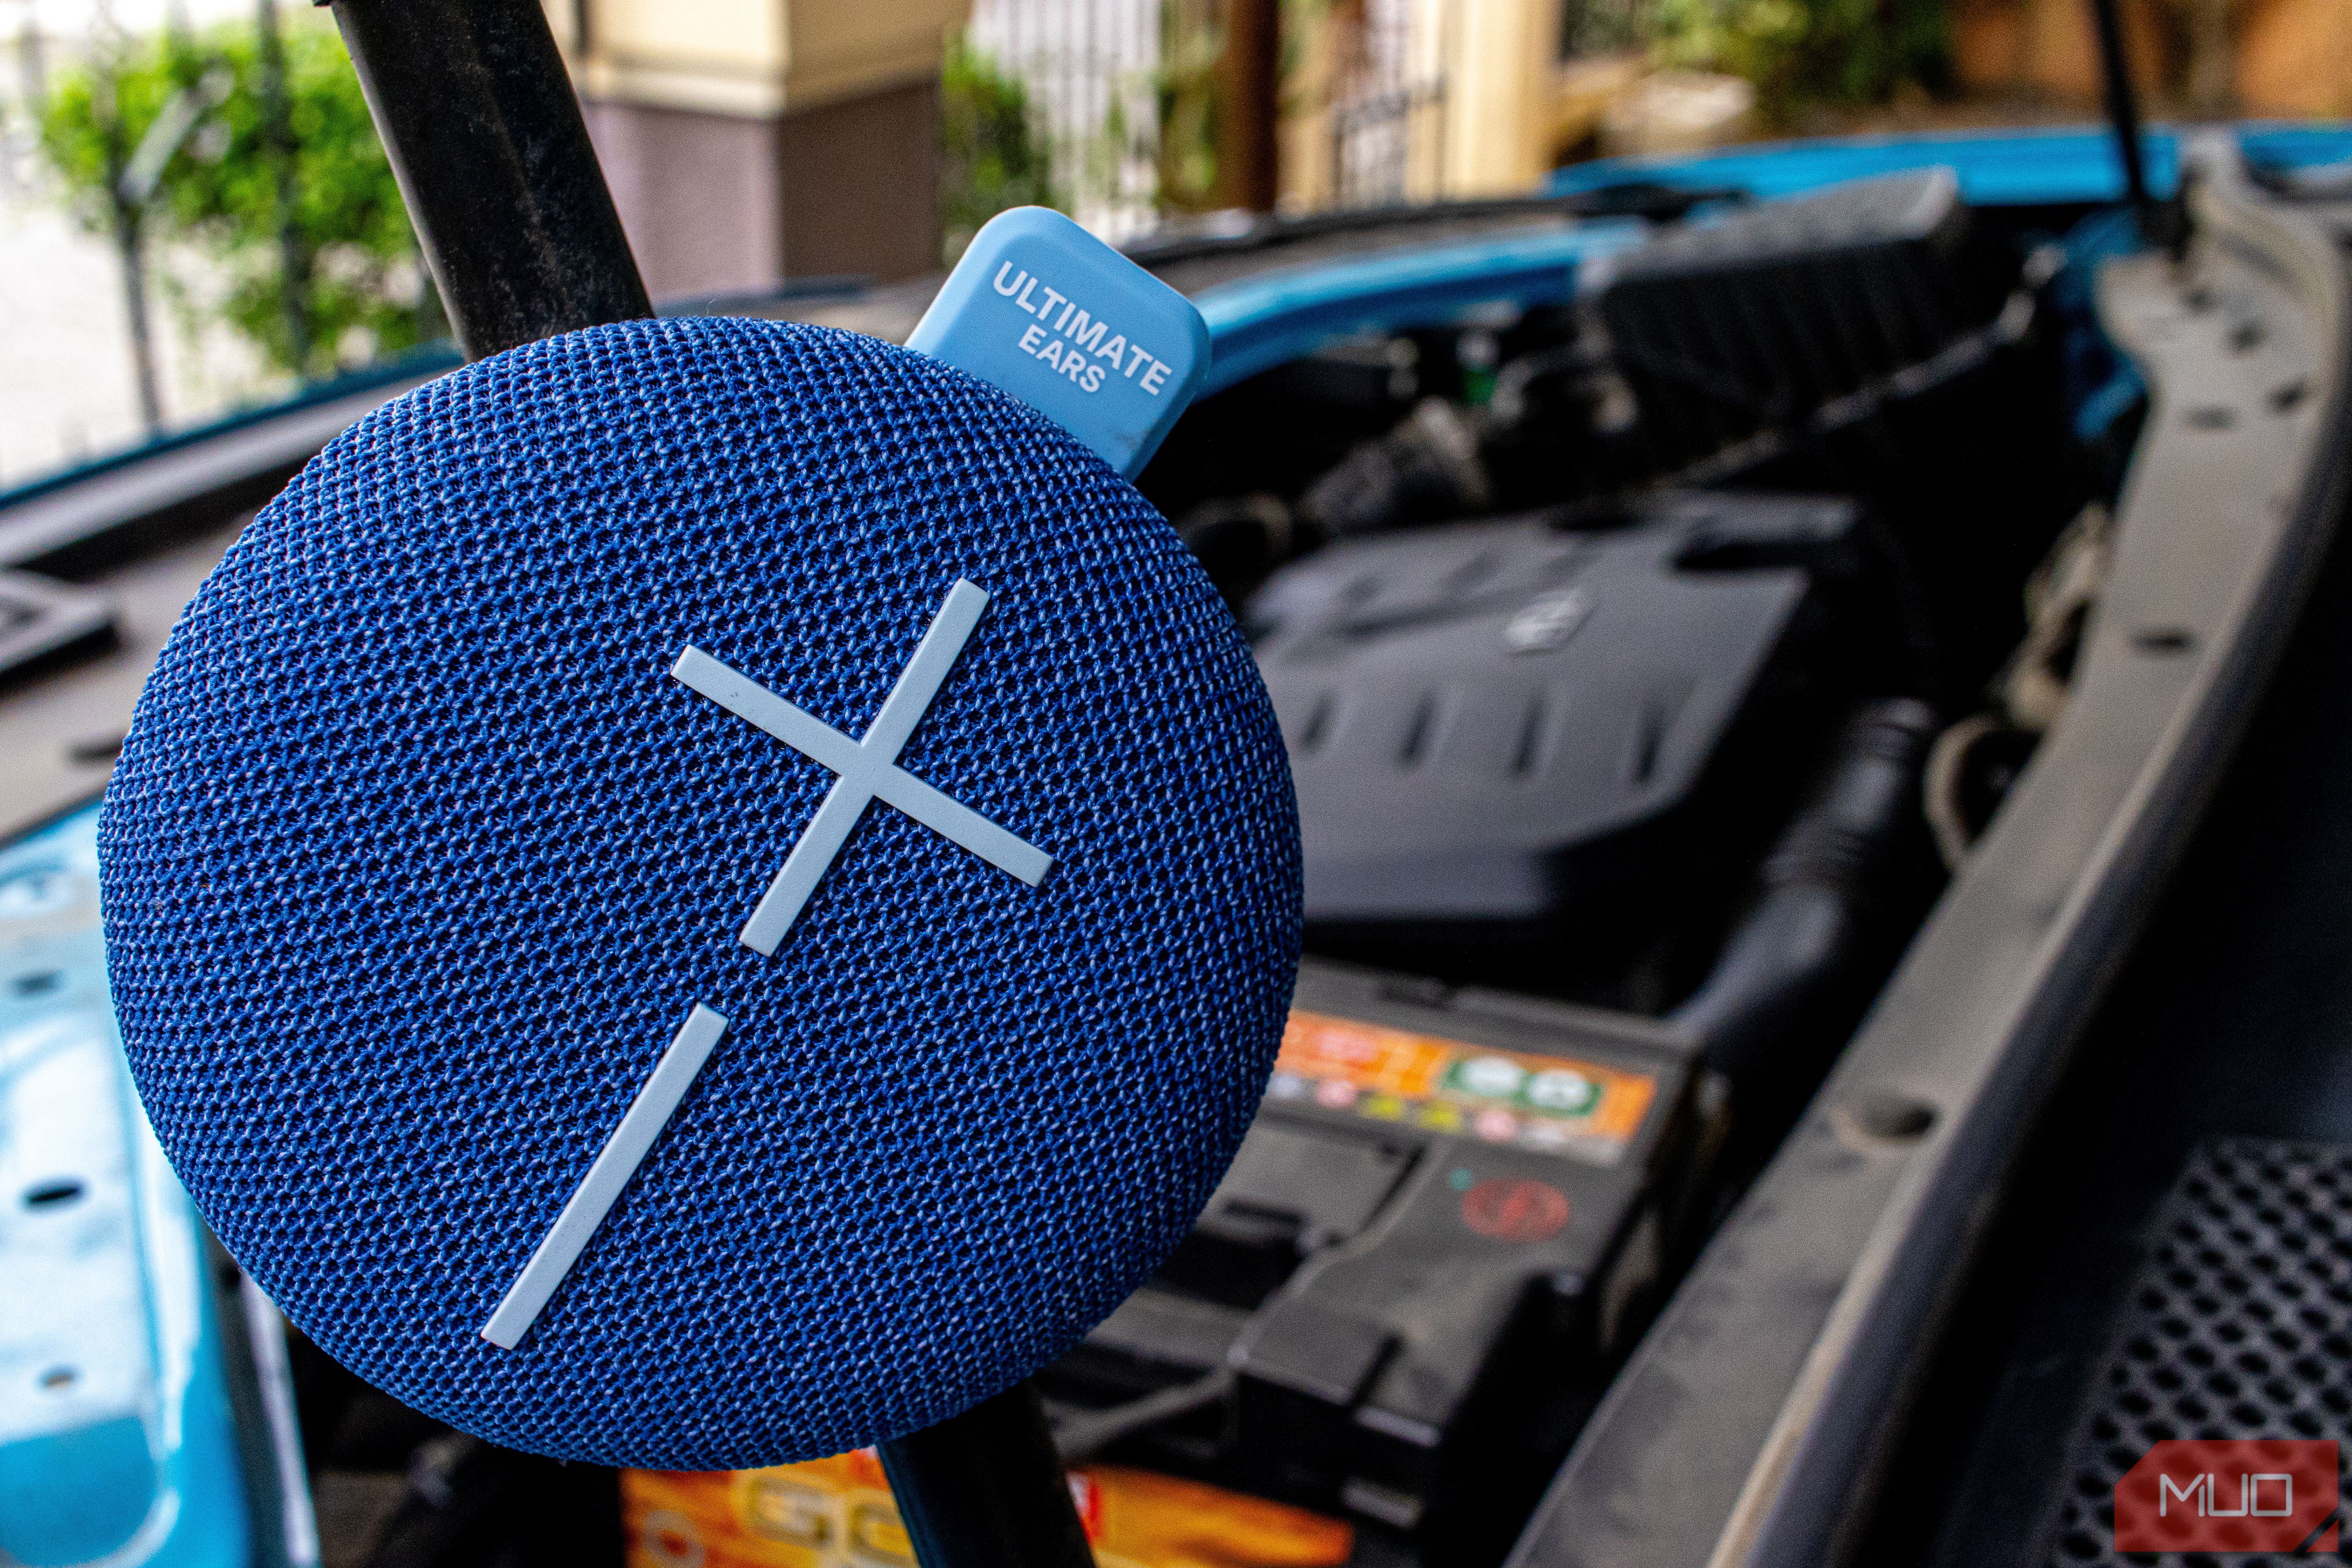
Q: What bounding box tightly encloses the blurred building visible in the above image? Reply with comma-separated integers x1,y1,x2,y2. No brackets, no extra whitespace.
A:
544,0,968,299
977,0,1586,222
964,0,1160,237
1950,0,2352,117
411,0,2352,307
1260,0,1578,209
539,0,1743,297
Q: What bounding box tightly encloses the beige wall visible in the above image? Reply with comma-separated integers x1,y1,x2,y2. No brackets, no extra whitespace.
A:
557,0,791,116
2236,0,2352,114
1440,0,1565,196
545,0,964,116
1951,0,2352,115
579,98,785,298
1284,0,1571,208
544,0,967,295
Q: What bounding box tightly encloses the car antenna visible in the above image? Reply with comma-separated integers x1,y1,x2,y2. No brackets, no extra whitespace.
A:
2087,0,2187,252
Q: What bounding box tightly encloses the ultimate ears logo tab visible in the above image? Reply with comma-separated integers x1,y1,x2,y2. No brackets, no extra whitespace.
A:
2114,1440,2340,1553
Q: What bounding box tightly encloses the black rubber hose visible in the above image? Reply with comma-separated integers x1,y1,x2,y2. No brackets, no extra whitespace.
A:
1670,699,1942,1081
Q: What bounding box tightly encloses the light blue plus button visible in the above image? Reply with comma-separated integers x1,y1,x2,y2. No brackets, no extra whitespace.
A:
481,579,1050,1349
673,577,1053,956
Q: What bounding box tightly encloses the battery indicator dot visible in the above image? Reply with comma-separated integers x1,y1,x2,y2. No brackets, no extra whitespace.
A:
1474,1109,1520,1142
1450,1168,1476,1191
1315,1078,1360,1110
1527,1069,1599,1116
1458,1056,1526,1098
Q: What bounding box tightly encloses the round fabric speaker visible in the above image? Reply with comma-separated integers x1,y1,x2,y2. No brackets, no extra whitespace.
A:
97,316,1301,1470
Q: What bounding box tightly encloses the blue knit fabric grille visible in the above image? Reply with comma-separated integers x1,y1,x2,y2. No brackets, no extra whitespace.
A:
96,316,1301,1470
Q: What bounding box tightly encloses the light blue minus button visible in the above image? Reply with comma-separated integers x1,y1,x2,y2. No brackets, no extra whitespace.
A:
907,206,1210,480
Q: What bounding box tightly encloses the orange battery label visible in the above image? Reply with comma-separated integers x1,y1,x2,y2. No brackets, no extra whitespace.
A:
1272,1011,1658,1164
623,1455,1351,1568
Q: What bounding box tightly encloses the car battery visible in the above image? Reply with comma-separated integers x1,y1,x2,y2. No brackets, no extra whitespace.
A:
1040,958,1702,1558
621,1452,1354,1568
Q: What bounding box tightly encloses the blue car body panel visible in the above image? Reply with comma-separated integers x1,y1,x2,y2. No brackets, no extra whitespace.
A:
0,804,250,1568
1547,122,2352,205
1194,220,1650,394
1187,124,2352,394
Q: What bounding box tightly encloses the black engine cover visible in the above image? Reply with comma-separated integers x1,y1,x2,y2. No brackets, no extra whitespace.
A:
1249,492,1863,984
1590,167,2014,468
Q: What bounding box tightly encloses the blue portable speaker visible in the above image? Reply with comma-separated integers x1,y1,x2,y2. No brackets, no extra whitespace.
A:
95,271,1301,1470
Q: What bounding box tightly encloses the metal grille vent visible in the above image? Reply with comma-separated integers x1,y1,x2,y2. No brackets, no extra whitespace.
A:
2042,1138,2352,1566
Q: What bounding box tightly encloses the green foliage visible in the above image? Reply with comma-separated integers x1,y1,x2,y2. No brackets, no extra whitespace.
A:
1650,0,1951,118
1154,0,1223,214
940,36,1059,264
1563,0,1657,58
37,13,439,380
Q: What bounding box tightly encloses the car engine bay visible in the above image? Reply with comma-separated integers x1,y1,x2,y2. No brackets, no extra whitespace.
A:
1006,166,2139,1566
13,129,2352,1568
